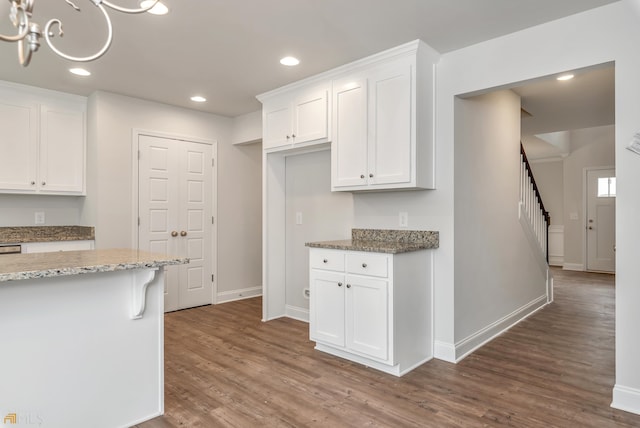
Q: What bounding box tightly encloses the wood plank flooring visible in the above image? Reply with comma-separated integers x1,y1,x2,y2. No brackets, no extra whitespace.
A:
136,268,640,427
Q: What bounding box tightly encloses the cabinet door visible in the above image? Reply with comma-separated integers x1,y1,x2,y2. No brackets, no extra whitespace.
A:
310,270,345,347
263,100,292,150
293,88,328,144
0,96,38,192
345,275,389,361
22,240,94,253
368,59,412,186
39,104,85,194
332,76,368,189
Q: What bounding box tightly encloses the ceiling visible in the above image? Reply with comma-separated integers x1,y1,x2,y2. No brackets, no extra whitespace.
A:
0,0,620,118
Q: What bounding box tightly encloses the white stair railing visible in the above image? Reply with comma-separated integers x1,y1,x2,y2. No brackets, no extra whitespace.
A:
520,144,549,261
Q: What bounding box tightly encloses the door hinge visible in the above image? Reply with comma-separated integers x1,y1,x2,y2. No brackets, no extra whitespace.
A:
212,158,215,167
211,274,215,282
212,216,215,224
138,150,141,160
138,217,140,226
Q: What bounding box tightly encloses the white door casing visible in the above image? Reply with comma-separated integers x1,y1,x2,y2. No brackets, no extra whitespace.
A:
586,167,616,273
138,133,215,311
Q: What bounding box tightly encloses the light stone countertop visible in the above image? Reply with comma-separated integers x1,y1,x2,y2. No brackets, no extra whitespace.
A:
0,248,188,282
306,229,439,254
0,226,95,244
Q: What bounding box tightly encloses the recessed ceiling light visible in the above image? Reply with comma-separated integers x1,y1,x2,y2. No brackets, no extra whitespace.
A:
557,74,574,81
140,1,169,15
190,96,207,103
69,67,91,77
280,56,300,66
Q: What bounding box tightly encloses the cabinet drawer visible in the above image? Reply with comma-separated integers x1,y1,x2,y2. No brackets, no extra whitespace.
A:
310,249,345,271
346,253,389,278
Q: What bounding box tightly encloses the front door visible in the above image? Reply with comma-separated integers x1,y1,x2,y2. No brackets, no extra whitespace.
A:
586,168,616,273
138,134,214,311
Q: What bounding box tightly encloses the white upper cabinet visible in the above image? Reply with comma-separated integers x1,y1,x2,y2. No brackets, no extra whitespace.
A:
260,83,330,151
332,41,439,191
0,82,86,195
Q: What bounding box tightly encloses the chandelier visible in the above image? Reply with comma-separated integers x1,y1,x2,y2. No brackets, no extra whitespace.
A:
0,0,159,66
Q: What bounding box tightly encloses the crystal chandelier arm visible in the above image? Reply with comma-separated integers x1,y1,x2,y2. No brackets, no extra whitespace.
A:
0,4,29,42
43,2,113,62
100,0,159,14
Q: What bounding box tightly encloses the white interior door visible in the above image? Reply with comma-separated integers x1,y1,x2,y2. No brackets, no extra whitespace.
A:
138,134,214,311
586,168,616,273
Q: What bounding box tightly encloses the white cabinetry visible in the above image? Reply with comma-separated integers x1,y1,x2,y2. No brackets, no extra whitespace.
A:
309,247,432,376
0,83,86,195
331,40,439,191
260,83,330,151
22,240,95,253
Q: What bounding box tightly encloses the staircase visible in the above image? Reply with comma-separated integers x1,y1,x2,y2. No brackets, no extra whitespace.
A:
519,144,550,264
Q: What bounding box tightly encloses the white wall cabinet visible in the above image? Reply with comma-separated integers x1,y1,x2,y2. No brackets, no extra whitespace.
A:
331,41,439,191
0,83,86,195
309,247,432,376
22,240,95,253
260,83,330,151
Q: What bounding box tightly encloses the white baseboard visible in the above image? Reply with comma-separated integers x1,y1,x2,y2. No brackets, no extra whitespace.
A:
548,256,564,266
433,340,456,363
216,286,262,304
454,295,548,362
563,263,584,271
612,384,640,415
285,305,309,322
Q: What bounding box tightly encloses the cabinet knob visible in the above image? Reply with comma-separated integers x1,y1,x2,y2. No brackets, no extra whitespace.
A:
360,174,365,179
292,133,296,138
323,259,328,263
369,173,374,178
171,231,178,237
180,230,187,236
41,181,46,186
338,282,342,287
286,135,291,140
588,226,593,230
346,284,351,289
362,263,367,268
31,181,35,185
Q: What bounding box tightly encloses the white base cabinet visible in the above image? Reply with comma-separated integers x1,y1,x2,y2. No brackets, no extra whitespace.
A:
309,248,432,376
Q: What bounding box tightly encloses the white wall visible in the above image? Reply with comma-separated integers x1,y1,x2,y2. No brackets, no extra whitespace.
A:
285,150,353,318
430,0,640,413
453,90,547,350
563,125,615,268
83,91,262,296
231,110,262,145
0,195,84,226
529,160,564,227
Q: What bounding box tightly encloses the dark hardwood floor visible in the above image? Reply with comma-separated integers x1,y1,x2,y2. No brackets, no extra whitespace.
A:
136,268,640,427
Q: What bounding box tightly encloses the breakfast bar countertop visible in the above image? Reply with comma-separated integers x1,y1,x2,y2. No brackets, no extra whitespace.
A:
0,248,188,282
306,228,439,254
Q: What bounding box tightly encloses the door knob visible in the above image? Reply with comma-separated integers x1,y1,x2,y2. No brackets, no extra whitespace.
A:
180,231,187,236
171,231,178,237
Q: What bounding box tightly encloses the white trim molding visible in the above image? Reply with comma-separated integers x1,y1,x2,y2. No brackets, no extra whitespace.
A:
548,225,564,266
434,340,456,363
454,295,548,362
216,286,262,304
612,384,640,416
563,263,584,271
285,305,309,323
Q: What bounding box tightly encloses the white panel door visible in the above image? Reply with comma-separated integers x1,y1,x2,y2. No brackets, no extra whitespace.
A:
368,59,412,186
293,88,328,144
332,76,368,188
345,275,389,361
310,270,345,347
139,135,214,311
0,96,38,192
39,104,85,194
586,168,616,272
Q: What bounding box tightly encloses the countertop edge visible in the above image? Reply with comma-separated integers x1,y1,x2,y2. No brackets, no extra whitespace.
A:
305,240,439,254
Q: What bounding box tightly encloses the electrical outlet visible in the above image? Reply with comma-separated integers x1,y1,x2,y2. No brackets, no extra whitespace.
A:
35,212,45,225
296,212,303,225
399,212,408,228
303,288,310,299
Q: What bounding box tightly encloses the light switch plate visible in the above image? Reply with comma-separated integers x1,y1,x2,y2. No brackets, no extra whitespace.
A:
399,212,408,228
295,212,303,225
35,212,45,225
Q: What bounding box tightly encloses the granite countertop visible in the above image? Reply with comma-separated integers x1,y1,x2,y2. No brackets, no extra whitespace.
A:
0,226,95,244
0,248,188,282
306,228,439,254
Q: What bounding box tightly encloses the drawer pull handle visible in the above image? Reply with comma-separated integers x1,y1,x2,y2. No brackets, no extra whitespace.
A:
323,259,328,263
362,263,367,268
338,282,342,287
346,284,351,289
